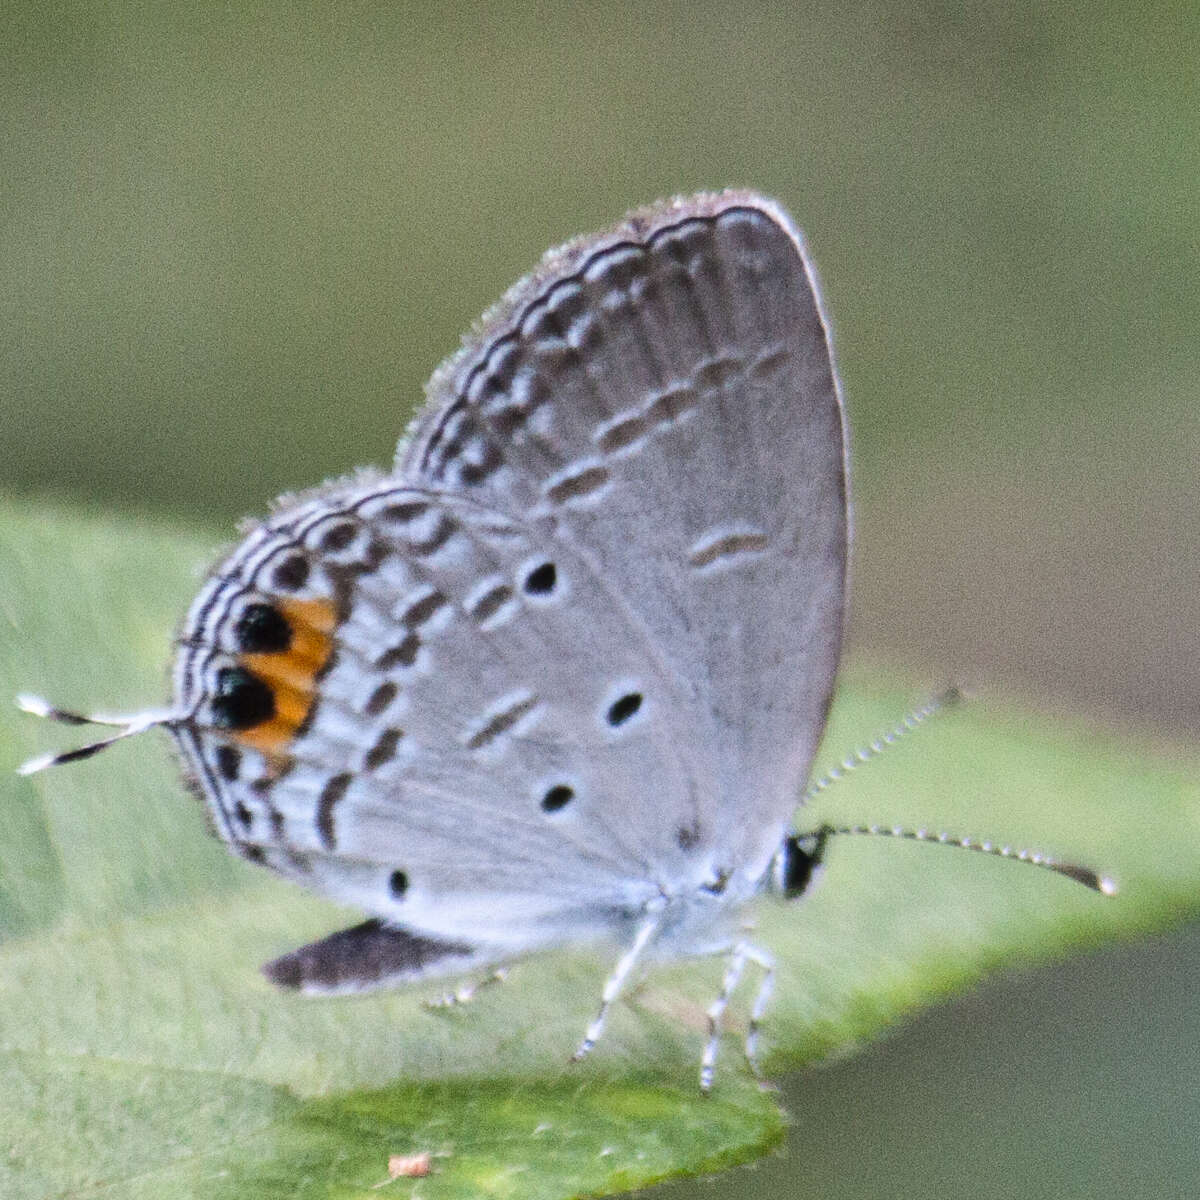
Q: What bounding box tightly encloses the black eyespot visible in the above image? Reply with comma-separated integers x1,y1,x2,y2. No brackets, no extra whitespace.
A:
523,562,557,595
389,869,409,899
540,784,574,813
234,603,292,654
606,692,642,726
234,800,253,829
211,667,275,730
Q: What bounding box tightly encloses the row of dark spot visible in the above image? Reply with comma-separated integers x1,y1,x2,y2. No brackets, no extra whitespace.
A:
372,560,555,683
309,687,645,856
222,685,648,897
423,223,719,495
211,557,557,737
536,690,643,814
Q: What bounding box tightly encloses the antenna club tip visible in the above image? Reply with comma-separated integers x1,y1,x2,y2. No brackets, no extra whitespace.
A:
16,693,52,717
1098,875,1119,897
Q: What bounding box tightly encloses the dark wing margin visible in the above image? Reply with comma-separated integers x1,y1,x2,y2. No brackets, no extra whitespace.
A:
262,919,481,994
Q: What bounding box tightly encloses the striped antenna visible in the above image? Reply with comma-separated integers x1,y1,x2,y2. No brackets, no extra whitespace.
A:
15,694,176,776
798,690,1116,896
805,686,964,802
794,822,1117,896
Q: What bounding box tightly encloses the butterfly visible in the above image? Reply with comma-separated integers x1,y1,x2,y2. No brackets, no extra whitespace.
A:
19,191,1111,1091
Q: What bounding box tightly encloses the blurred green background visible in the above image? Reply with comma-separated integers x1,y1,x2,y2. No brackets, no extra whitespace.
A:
3,2,1197,1196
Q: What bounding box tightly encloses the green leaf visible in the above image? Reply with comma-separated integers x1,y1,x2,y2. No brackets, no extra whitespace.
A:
2,496,1197,1199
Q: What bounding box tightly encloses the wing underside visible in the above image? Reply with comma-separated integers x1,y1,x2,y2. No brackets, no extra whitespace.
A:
171,193,847,953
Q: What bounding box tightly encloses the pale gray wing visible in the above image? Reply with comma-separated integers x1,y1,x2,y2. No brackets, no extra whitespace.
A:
402,191,848,873
172,479,709,954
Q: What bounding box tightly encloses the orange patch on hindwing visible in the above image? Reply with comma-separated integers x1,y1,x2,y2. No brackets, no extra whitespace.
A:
229,595,337,757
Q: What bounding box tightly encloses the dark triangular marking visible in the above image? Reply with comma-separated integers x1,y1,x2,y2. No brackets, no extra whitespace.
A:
262,918,478,994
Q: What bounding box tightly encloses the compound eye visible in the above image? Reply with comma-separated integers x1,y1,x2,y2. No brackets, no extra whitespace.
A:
777,832,828,899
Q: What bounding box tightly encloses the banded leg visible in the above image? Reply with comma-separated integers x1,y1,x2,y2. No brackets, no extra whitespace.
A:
572,909,663,1063
700,941,775,1093
742,943,776,1077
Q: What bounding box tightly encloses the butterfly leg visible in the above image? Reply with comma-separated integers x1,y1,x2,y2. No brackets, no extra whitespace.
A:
423,967,509,1010
741,943,775,1079
700,941,775,1092
572,908,663,1064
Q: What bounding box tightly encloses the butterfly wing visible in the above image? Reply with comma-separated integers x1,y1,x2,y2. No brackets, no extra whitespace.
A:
171,191,847,984
173,480,711,959
404,191,848,876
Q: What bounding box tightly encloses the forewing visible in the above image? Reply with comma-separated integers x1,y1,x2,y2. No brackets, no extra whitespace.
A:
404,191,848,871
